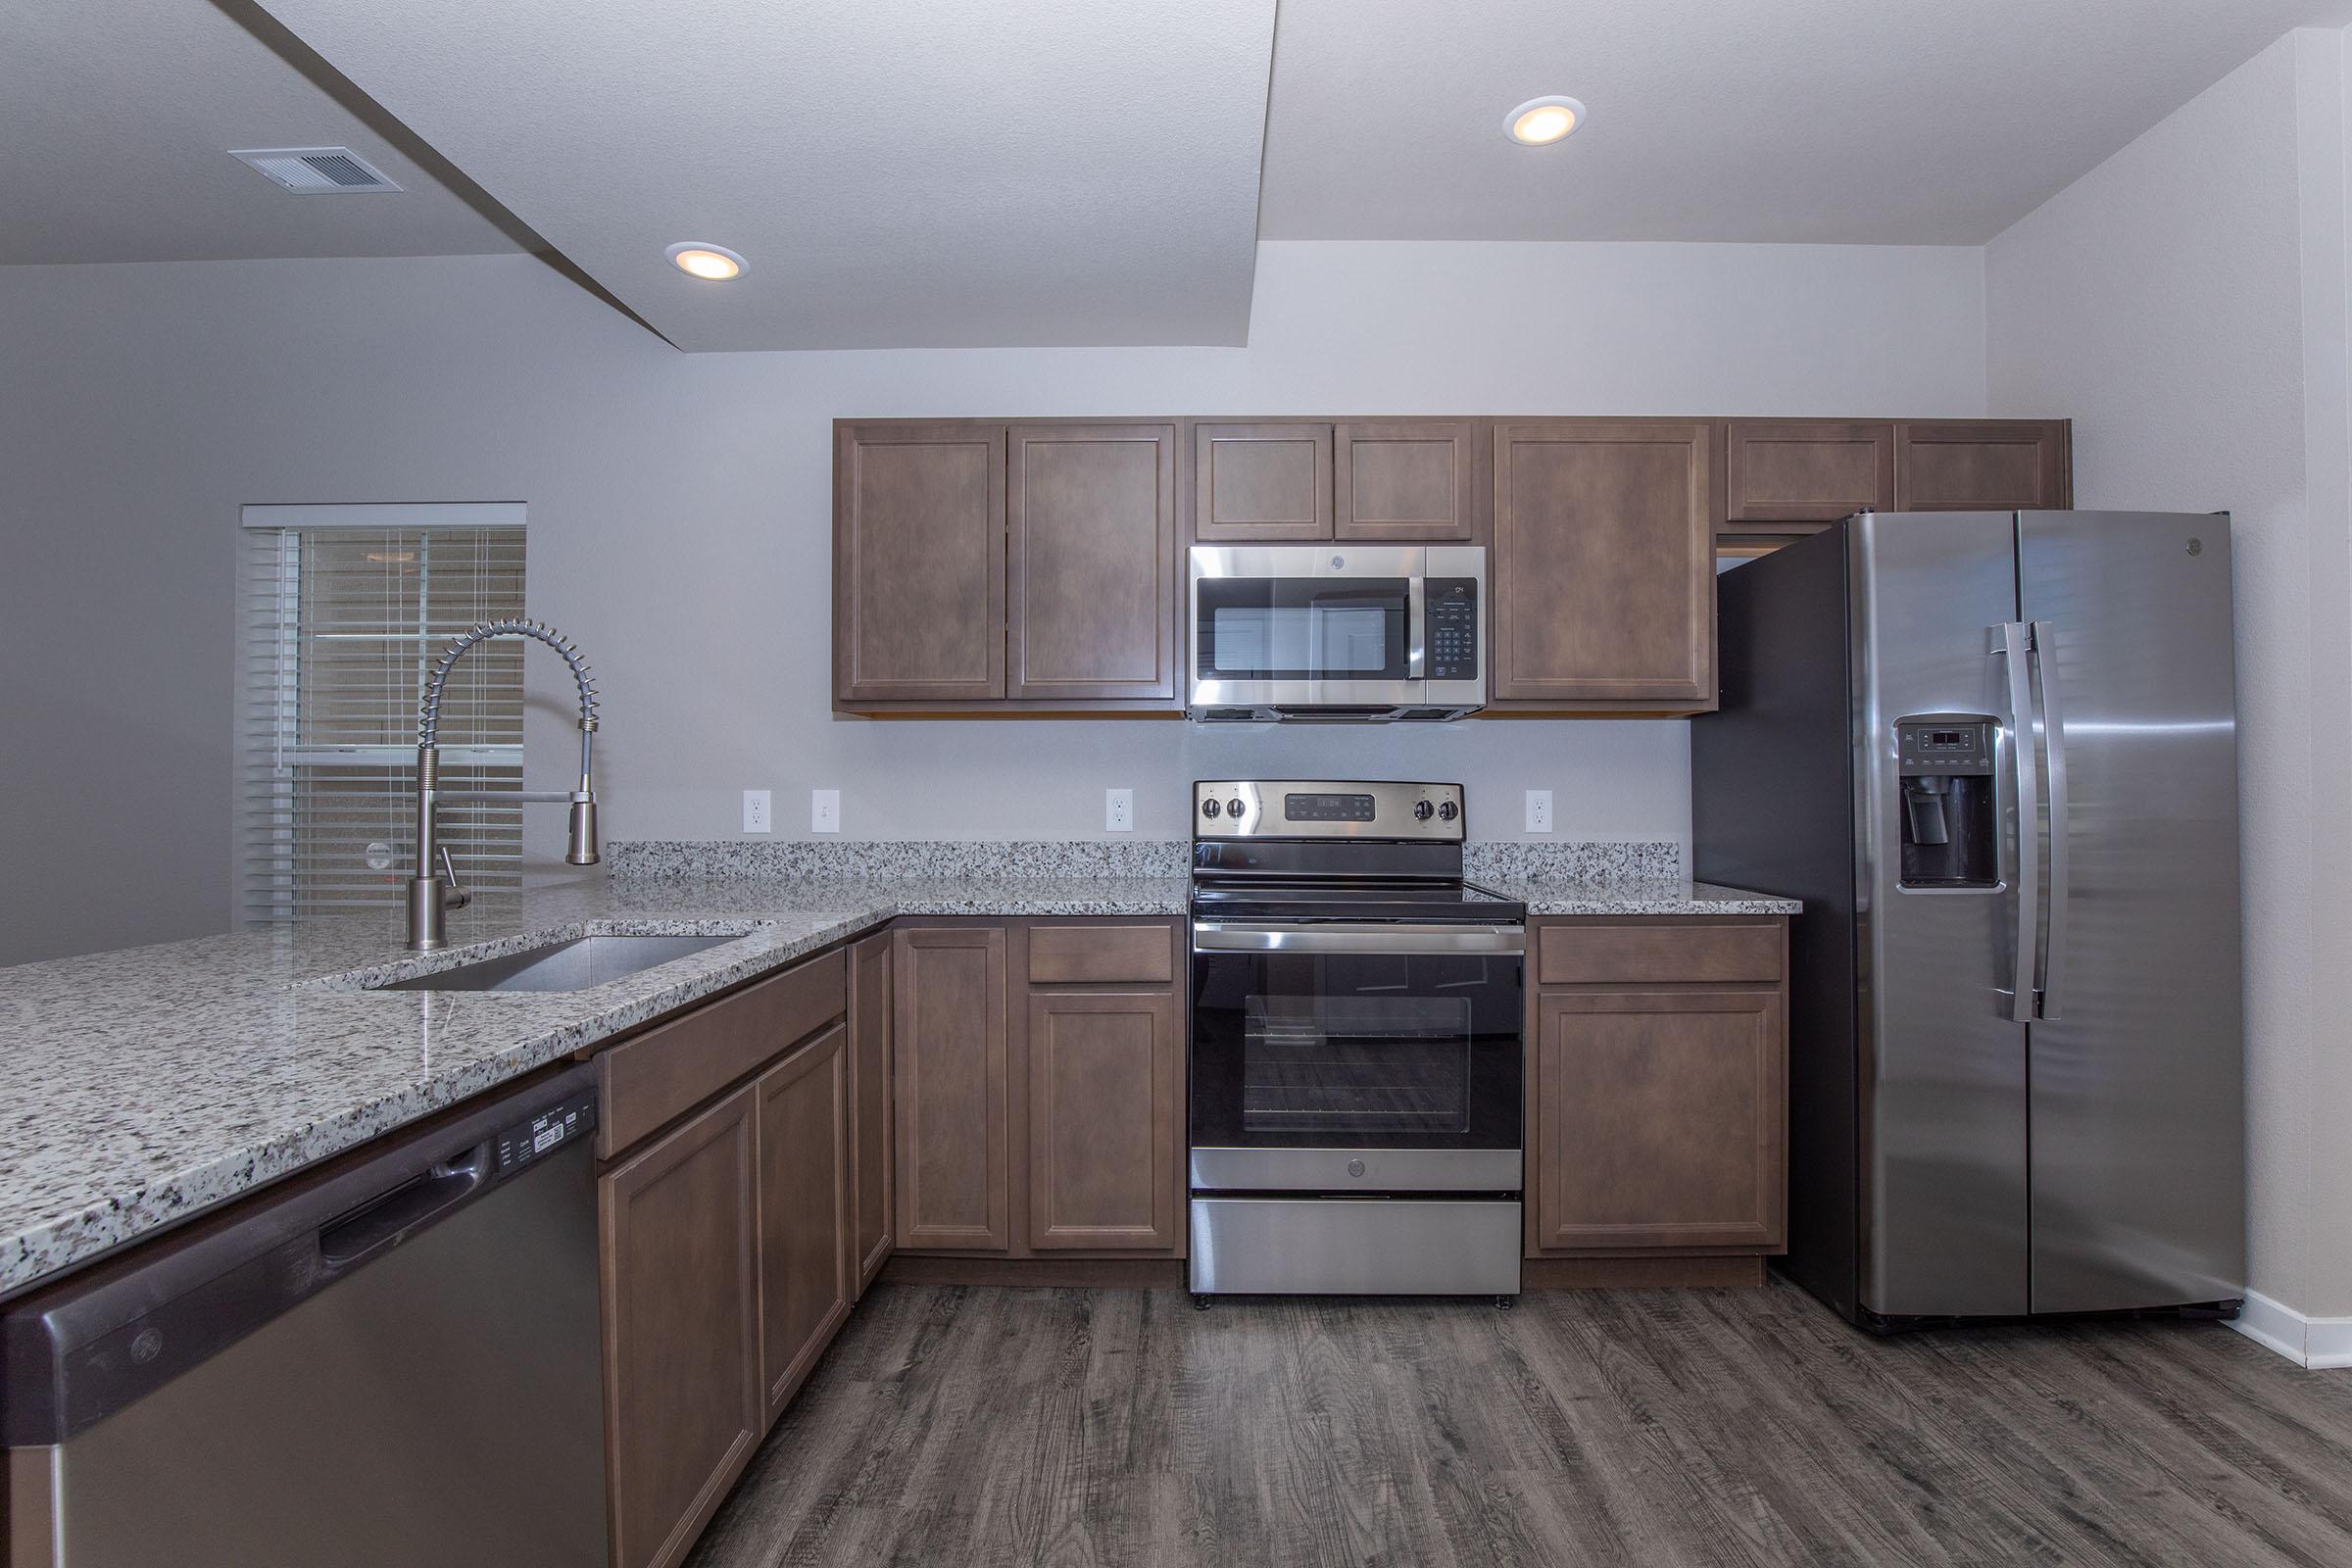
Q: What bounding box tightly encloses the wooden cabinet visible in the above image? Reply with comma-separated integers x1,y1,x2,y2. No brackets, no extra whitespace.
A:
1526,919,1788,1259
1894,420,2071,511
1195,421,1332,540
1490,420,1716,708
847,931,894,1296
1531,988,1787,1251
754,1023,852,1421
1006,423,1178,700
833,422,1005,704
1024,989,1183,1250
1335,420,1478,541
1722,420,1895,530
892,925,1012,1250
601,1088,761,1568
894,918,1185,1259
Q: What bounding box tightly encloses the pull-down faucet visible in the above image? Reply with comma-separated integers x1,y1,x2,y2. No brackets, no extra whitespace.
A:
410,619,601,950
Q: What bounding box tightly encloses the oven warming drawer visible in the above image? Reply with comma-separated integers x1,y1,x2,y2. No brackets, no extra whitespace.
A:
1190,1198,1522,1296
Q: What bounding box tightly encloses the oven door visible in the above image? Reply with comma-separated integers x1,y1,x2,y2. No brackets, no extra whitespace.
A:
1189,921,1524,1193
1189,547,1420,710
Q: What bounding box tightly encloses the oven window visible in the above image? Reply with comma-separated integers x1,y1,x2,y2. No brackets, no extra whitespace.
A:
1192,951,1523,1151
1196,578,1409,681
1244,995,1472,1133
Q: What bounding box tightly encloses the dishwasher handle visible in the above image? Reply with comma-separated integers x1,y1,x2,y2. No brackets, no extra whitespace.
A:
317,1145,489,1270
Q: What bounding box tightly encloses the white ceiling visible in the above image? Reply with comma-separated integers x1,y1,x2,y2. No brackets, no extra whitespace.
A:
1259,0,2352,244
249,0,1279,351
0,0,524,264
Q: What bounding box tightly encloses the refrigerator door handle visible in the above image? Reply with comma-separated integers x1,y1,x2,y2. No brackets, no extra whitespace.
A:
2031,620,2069,1020
1997,621,2040,1023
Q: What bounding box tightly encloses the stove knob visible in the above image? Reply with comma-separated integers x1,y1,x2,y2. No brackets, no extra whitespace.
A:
1201,799,1220,818
1437,801,1460,822
1412,801,1435,820
1227,799,1248,820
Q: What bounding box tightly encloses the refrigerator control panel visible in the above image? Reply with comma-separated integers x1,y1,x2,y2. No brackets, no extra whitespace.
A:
1896,720,1994,776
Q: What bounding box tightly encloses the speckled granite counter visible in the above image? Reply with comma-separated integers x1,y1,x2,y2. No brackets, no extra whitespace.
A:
1490,878,1801,917
0,860,1794,1298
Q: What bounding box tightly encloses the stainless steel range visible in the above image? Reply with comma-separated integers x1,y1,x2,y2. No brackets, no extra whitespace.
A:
1187,779,1526,1301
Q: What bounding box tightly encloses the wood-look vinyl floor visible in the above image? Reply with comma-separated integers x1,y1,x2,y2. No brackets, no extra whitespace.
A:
686,1277,2352,1568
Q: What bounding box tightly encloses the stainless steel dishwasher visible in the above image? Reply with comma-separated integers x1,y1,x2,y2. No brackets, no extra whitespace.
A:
2,1062,607,1567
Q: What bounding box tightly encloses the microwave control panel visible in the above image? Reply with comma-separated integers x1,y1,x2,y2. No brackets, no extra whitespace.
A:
1425,578,1480,681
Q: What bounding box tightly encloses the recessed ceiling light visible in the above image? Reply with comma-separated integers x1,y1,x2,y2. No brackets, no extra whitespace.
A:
666,242,747,281
1505,96,1587,146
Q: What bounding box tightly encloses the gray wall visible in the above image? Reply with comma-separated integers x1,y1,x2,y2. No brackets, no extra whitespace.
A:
0,239,1988,964
1988,28,2352,1328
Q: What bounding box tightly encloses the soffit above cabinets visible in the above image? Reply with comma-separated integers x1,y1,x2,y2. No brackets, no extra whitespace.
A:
1258,0,2352,244
250,0,1279,351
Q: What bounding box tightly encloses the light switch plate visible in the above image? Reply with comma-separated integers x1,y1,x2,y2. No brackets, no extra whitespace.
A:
811,789,841,834
742,789,771,834
1105,787,1134,832
1525,789,1553,834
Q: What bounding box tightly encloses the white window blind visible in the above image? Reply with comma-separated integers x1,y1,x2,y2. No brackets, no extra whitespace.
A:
238,512,527,924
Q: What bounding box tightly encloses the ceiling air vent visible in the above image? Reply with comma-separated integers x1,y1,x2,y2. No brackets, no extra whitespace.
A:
229,147,402,194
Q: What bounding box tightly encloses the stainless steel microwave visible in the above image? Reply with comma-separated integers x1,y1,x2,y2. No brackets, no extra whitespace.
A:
1186,545,1488,721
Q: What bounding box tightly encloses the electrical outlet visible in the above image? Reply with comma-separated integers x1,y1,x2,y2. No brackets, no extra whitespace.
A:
742,789,771,834
1526,789,1554,834
1105,787,1134,833
811,789,841,834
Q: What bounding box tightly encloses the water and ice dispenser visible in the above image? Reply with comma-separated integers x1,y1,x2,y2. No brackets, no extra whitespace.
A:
1894,716,1998,889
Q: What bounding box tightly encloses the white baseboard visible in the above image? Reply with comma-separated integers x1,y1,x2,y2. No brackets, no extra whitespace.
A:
2230,1290,2352,1369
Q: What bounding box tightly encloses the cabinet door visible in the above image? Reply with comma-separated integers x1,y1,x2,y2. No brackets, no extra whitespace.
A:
847,931,894,1296
1893,420,2070,511
1723,420,1894,529
1194,422,1333,540
1491,420,1715,705
1335,420,1477,541
601,1088,760,1568
755,1023,852,1420
1006,423,1178,700
835,422,1006,703
893,925,1011,1250
1025,989,1183,1251
1531,989,1786,1252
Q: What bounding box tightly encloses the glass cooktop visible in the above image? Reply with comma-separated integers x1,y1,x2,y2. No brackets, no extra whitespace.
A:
1190,879,1526,924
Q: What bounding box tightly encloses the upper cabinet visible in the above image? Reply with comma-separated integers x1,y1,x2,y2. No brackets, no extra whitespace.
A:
834,423,1006,704
1334,421,1479,542
1722,420,1895,529
1893,420,2071,511
1490,420,1717,710
1006,423,1178,702
1194,422,1333,540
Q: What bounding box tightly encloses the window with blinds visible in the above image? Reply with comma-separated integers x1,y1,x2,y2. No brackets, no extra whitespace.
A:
238,512,527,924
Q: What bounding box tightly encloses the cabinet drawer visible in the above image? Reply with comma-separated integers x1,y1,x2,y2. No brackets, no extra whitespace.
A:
1025,922,1176,985
600,950,848,1156
1536,921,1781,987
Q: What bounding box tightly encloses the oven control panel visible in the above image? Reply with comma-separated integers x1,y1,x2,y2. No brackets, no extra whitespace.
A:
1195,779,1465,841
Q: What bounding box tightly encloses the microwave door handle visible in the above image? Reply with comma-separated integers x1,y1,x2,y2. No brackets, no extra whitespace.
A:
2031,621,2069,1020
1996,621,2041,1024
1406,575,1426,681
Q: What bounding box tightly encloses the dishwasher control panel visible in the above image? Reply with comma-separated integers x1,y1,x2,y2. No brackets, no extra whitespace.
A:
493,1088,599,1178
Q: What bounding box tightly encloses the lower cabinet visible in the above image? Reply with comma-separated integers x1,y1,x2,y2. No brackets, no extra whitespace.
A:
1526,919,1789,1258
600,1088,762,1568
1024,988,1184,1250
755,1023,852,1419
847,931,895,1295
895,918,1186,1258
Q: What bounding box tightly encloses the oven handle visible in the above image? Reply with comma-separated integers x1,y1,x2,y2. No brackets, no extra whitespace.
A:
1192,920,1525,956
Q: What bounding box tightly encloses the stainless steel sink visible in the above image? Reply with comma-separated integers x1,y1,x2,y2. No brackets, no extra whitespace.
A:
372,934,735,993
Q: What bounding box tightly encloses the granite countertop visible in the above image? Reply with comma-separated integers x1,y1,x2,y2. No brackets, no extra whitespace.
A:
0,851,1796,1298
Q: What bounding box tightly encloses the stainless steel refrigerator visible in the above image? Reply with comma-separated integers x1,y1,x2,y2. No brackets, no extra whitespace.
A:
1694,511,2244,1328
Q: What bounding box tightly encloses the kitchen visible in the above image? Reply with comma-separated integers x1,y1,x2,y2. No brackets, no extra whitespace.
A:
4,2,2349,1565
